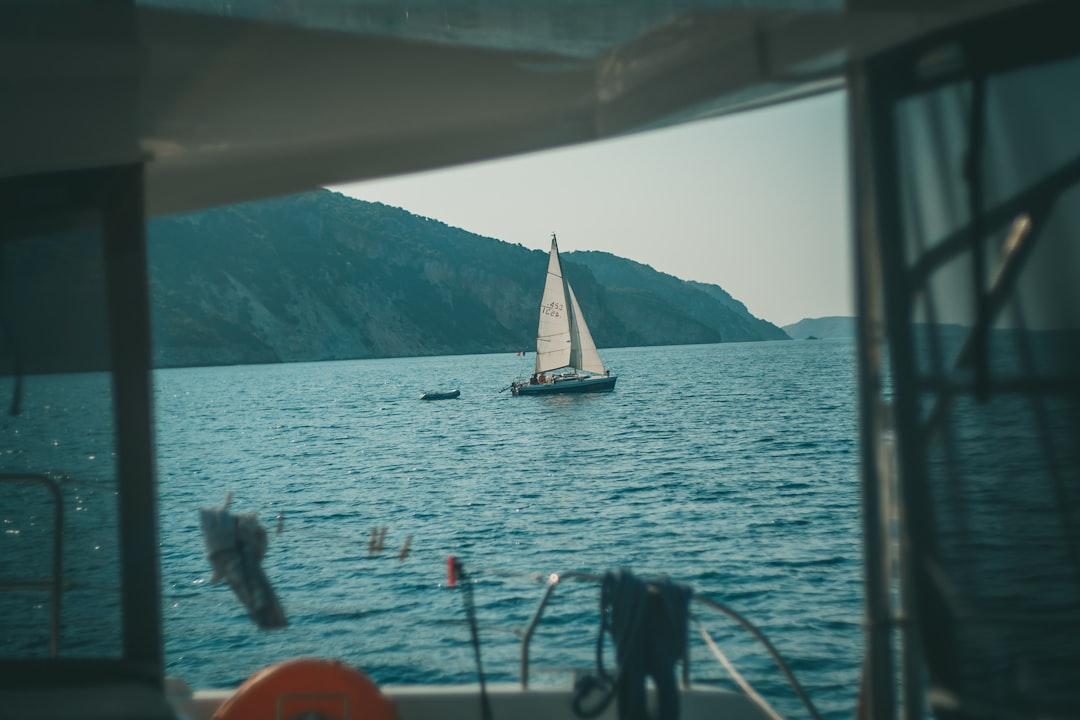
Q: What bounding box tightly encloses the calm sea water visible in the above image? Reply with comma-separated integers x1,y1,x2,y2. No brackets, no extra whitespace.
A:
155,339,863,719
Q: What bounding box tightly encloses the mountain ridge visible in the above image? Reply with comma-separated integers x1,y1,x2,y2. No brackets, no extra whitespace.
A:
146,189,788,368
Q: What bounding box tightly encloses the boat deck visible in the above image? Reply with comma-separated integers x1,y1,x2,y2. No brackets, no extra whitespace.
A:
166,679,768,720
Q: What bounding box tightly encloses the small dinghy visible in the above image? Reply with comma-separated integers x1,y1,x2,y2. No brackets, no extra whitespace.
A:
419,389,460,401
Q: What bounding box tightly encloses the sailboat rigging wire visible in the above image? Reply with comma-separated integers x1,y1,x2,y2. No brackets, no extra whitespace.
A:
697,621,785,720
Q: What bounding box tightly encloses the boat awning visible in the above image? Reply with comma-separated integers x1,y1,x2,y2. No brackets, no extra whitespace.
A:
2,0,1035,217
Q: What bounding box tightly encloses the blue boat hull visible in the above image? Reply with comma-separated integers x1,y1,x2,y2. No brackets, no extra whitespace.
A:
511,375,617,395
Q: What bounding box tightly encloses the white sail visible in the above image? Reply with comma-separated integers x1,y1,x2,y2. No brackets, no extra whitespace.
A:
513,233,617,395
567,283,606,375
534,237,572,373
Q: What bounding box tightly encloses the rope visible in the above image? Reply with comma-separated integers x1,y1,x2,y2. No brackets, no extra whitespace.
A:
693,594,823,720
572,570,691,720
697,621,785,720
455,559,494,720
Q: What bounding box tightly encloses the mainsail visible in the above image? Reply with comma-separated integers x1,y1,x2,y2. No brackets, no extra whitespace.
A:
535,236,572,373
534,235,607,376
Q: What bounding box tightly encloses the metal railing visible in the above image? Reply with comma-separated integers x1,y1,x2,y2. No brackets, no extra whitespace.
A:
0,474,64,657
516,570,822,720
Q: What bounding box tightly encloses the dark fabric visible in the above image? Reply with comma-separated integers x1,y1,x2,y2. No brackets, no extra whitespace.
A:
574,570,691,720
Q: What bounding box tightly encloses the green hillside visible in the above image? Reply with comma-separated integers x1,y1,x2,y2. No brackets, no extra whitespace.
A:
147,189,787,367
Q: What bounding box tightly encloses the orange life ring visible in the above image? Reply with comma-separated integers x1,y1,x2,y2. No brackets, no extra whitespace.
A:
211,657,396,720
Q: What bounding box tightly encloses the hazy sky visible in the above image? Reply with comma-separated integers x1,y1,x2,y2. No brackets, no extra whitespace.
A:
332,90,850,328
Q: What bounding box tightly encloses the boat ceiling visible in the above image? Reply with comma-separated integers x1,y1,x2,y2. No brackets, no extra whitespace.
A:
3,0,1036,217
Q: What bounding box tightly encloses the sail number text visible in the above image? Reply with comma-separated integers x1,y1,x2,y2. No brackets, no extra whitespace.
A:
541,302,564,317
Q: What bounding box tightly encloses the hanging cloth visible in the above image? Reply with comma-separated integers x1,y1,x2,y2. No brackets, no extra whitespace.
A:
201,504,287,629
573,569,692,720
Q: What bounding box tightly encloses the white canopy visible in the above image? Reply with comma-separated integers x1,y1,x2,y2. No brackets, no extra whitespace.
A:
3,1,1033,217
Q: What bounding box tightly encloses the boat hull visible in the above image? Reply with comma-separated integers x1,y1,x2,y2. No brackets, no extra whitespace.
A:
511,375,617,395
420,390,460,400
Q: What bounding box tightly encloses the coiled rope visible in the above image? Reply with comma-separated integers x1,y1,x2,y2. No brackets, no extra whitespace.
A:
572,570,691,720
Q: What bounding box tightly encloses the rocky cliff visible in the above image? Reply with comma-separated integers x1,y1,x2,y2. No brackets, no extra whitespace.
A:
147,189,787,367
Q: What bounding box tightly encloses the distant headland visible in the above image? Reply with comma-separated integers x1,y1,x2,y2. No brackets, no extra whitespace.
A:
782,316,855,340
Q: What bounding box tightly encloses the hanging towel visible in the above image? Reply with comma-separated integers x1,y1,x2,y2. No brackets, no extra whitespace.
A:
200,505,287,629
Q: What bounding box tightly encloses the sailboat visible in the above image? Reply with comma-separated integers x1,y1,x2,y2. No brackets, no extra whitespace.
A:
511,235,617,395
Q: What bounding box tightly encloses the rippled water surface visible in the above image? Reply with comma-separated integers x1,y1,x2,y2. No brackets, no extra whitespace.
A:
156,339,862,718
